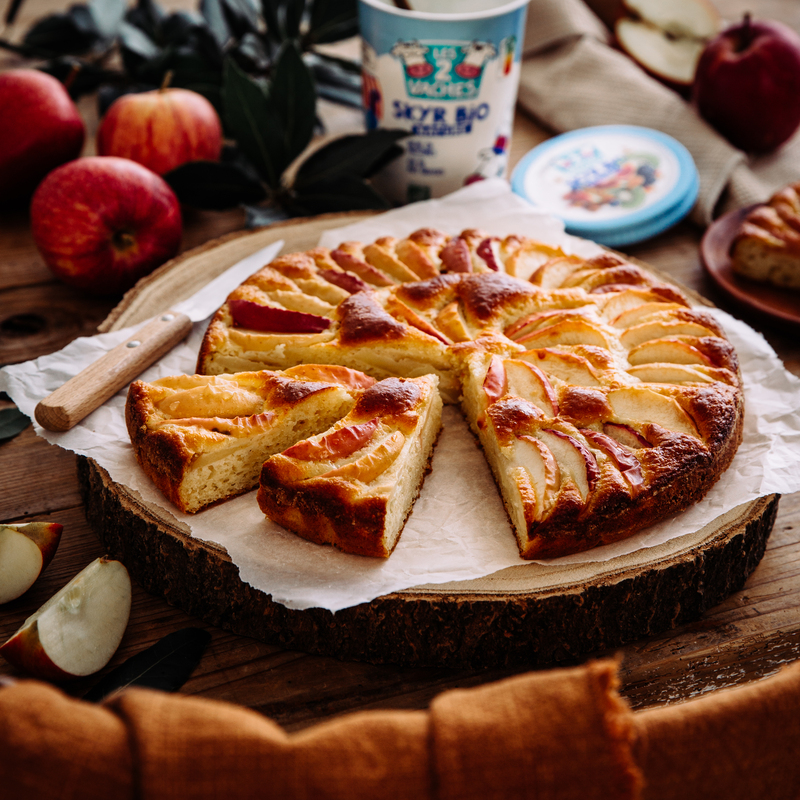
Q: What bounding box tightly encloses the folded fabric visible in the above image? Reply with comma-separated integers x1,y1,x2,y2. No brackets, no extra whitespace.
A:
518,0,800,225
2,658,800,800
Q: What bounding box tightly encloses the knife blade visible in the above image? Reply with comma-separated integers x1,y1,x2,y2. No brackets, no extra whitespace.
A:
34,239,284,432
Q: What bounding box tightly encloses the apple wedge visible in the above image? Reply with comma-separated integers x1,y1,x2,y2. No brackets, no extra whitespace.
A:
0,557,131,680
0,523,63,605
283,418,380,462
529,256,585,289
513,435,560,519
330,248,394,287
619,319,719,350
435,301,471,342
615,0,722,91
517,349,601,387
627,337,714,366
229,298,331,333
316,431,406,483
476,237,502,271
283,364,377,390
608,386,699,438
516,318,612,350
581,428,644,491
482,355,508,406
318,268,370,295
603,421,652,449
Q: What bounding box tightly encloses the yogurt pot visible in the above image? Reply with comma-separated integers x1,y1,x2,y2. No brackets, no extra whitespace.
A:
359,0,531,204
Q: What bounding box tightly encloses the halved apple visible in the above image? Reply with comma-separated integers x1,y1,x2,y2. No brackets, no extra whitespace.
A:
317,430,405,483
476,237,502,271
330,248,394,287
0,557,132,680
615,0,722,92
504,360,559,416
482,355,508,405
440,237,472,273
608,386,699,438
229,299,331,333
318,268,370,295
537,429,599,502
0,523,63,605
283,418,380,462
517,348,601,386
581,428,644,491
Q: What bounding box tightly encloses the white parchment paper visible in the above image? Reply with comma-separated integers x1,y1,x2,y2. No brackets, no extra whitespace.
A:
3,179,800,612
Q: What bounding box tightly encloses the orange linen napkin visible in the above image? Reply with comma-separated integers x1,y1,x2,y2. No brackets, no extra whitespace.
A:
519,0,800,225
2,658,800,800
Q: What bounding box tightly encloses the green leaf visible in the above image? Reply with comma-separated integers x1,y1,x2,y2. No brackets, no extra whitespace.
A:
88,0,126,38
23,8,101,55
118,19,160,60
294,129,408,188
307,0,358,45
290,174,391,214
244,202,291,228
271,40,316,165
223,57,283,188
82,628,211,702
164,160,267,209
283,0,305,40
0,408,30,444
199,0,231,49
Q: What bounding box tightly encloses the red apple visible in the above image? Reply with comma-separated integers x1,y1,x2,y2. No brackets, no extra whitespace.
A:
228,298,331,332
0,69,85,198
693,14,800,152
31,157,182,296
97,87,223,175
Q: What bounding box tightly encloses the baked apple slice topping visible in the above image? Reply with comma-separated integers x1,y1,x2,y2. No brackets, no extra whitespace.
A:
283,418,380,462
516,318,612,350
627,337,714,366
608,387,700,439
513,435,560,519
581,428,644,492
482,355,508,406
476,237,502,271
538,428,599,501
318,268,371,295
517,348,601,386
435,301,471,342
627,363,718,384
0,523,63,605
603,422,652,449
317,430,406,483
155,381,265,418
620,318,719,349
330,248,394,287
504,360,559,416
283,364,376,390
440,236,472,273
229,298,331,333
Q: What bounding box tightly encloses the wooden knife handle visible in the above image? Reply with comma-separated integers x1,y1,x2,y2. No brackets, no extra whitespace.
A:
34,311,193,432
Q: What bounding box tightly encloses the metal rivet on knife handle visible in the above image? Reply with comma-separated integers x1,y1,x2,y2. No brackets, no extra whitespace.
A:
34,311,194,432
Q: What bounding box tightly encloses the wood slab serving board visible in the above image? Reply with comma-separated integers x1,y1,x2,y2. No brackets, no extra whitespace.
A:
79,213,778,669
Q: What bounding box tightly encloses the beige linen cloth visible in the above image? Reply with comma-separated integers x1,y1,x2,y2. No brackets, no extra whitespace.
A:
519,0,800,225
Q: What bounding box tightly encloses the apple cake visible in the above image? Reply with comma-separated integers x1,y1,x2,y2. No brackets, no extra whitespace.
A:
730,182,800,289
144,227,743,560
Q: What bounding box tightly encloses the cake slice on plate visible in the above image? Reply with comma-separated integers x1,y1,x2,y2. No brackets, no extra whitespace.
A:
125,365,374,513
257,375,443,557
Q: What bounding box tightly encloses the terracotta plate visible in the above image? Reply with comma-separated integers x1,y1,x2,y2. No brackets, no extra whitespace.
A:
700,204,800,328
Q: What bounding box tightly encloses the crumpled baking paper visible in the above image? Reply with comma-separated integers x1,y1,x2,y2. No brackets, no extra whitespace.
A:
2,179,800,612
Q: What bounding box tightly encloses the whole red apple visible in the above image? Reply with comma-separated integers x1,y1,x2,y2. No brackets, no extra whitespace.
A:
31,157,182,296
0,69,85,198
97,87,223,175
693,15,800,152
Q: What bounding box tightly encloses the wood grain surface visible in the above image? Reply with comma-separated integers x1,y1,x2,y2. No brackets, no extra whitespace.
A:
1,0,799,730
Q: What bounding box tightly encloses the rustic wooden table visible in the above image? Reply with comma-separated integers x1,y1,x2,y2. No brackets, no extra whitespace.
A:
1,0,799,730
